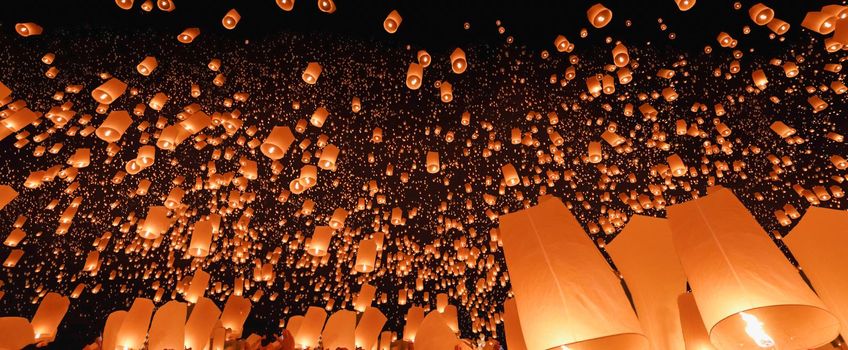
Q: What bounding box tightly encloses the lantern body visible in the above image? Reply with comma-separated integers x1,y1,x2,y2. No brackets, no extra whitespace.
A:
426,151,440,173
294,307,327,348
189,220,213,257
675,0,695,11
384,10,402,33
184,297,221,350
355,239,377,273
417,50,431,67
148,301,186,350
178,28,200,43
319,144,339,170
587,4,613,28
612,43,629,67
92,78,128,105
677,293,716,350
31,293,70,343
450,48,467,74
261,126,295,160
276,0,294,11
667,187,840,349
440,82,453,103
302,62,322,84
96,110,133,143
748,3,774,25
355,307,387,350
322,310,356,350
220,295,251,338
309,226,333,257
222,9,241,29
115,298,154,349
406,63,423,90
15,23,43,37
499,197,648,350
137,56,158,76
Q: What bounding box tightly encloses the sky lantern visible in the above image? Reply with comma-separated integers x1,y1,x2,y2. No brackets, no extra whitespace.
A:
417,50,431,67
675,0,695,11
136,56,158,76
612,43,629,67
355,239,377,273
222,9,241,30
406,63,423,90
554,35,573,52
667,187,840,349
748,3,774,26
440,82,453,103
302,62,322,84
96,110,133,143
587,3,613,28
220,295,252,339
308,226,333,257
0,317,35,349
261,126,295,160
426,151,440,173
115,298,154,350
317,0,336,13
384,10,402,33
355,307,387,350
15,23,42,37
184,297,221,350
319,144,339,170
451,48,467,74
801,11,837,35
310,106,329,127
276,0,294,11
31,293,70,344
322,310,356,350
92,78,127,105
115,0,134,10
189,220,213,257
177,28,200,43
148,301,186,350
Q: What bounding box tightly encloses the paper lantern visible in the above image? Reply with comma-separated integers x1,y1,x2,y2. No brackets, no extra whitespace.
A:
354,284,377,312
102,311,127,350
406,63,423,90
302,62,322,84
310,107,329,127
675,0,695,11
31,293,70,343
355,239,377,273
607,216,687,350
319,144,339,170
3,249,23,267
417,50,431,67
403,306,425,341
784,207,848,342
294,307,327,348
667,187,840,349
554,35,573,52
802,12,837,35
329,208,348,229
189,220,213,257
499,197,648,350
317,0,336,13
276,0,294,11
157,0,175,11
767,18,790,35
4,228,25,247
222,9,241,30
115,0,134,10
677,293,716,350
164,187,184,209
426,151,440,173
503,299,528,350
0,317,35,350
384,10,402,33
0,185,19,211
96,110,133,143
668,154,687,177
300,164,318,187
587,3,613,28
414,312,470,350
351,97,361,112
148,301,186,350
115,298,154,349
177,28,200,44
748,3,774,25
355,307,387,350
140,206,170,239
92,78,127,105
322,310,356,350
185,269,210,304
450,48,467,74
184,297,221,350
752,69,767,89
502,163,519,187
148,92,169,111
587,141,603,163
309,226,333,257
440,82,453,103
137,56,158,76
69,148,91,168
15,23,42,37
261,126,295,160
220,295,251,338
612,43,629,67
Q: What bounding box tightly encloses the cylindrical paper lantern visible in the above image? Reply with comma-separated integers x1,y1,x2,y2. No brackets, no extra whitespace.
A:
417,50,431,67
675,0,695,11
92,78,128,105
276,0,294,11
406,63,423,90
677,293,716,350
148,301,186,350
189,220,213,257
667,187,840,349
440,82,453,103
184,269,211,304
384,10,402,33
450,48,467,74
588,141,603,163
222,9,241,30
184,297,221,350
355,239,377,273
319,144,339,170
220,295,251,339
115,298,154,349
317,0,336,13
157,0,175,11
0,317,36,350
15,23,42,37
137,56,158,76
309,226,333,257
302,62,322,84
748,3,774,26
587,3,613,28
355,307,387,350
294,307,328,349
116,0,134,10
322,310,356,350
612,43,629,67
96,110,133,142
261,126,295,160
31,293,70,343
329,208,348,229
502,163,519,187
426,151,440,173
801,12,837,35
177,28,200,44
310,107,329,127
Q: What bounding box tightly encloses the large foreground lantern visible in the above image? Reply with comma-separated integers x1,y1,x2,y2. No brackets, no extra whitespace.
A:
667,187,840,349
15,23,43,37
31,293,70,344
499,196,648,350
784,207,848,342
607,216,687,350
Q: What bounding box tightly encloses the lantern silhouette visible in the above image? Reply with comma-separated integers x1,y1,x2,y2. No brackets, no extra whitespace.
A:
184,297,221,350
677,293,716,350
137,56,158,76
0,317,35,349
148,301,186,350
220,295,251,339
752,69,767,90
319,144,339,170
502,163,519,187
323,310,356,350
588,141,603,163
140,206,170,239
667,187,840,349
302,62,322,84
329,208,348,229
177,28,200,44
355,307,387,350
440,82,453,103
276,0,294,11
261,126,295,160
748,3,774,26
451,48,467,74
403,306,425,341
222,9,241,30
92,78,128,105
355,239,377,273
499,197,648,350
295,307,328,348
157,0,175,11
587,4,613,28
354,283,377,312
406,63,423,90
115,298,154,350
15,23,42,37
384,10,402,33
96,110,133,143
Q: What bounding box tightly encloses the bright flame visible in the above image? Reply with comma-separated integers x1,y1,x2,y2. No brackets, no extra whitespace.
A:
739,312,775,348
560,345,570,350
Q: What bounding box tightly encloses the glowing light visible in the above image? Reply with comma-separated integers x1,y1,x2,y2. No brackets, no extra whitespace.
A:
739,312,775,348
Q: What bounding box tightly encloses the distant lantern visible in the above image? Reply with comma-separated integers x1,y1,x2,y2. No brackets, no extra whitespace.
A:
588,141,603,163
748,3,774,26
351,97,361,112
116,0,134,10
450,48,467,74
675,0,695,11
276,0,294,11
318,0,336,13
15,23,43,37
417,50,431,67
767,18,790,35
502,163,520,187
310,107,329,127
189,220,213,257
554,35,572,52
587,3,613,28
384,10,402,33
355,239,377,273
406,63,423,90
612,43,629,67
319,144,339,170
668,188,840,349
260,126,295,160
222,9,241,29
92,78,128,105
96,110,133,143
157,0,175,11
309,226,333,257
782,62,798,77
440,82,453,103
426,151,440,173
177,28,200,44
801,12,837,35
137,56,158,76
302,62,322,84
